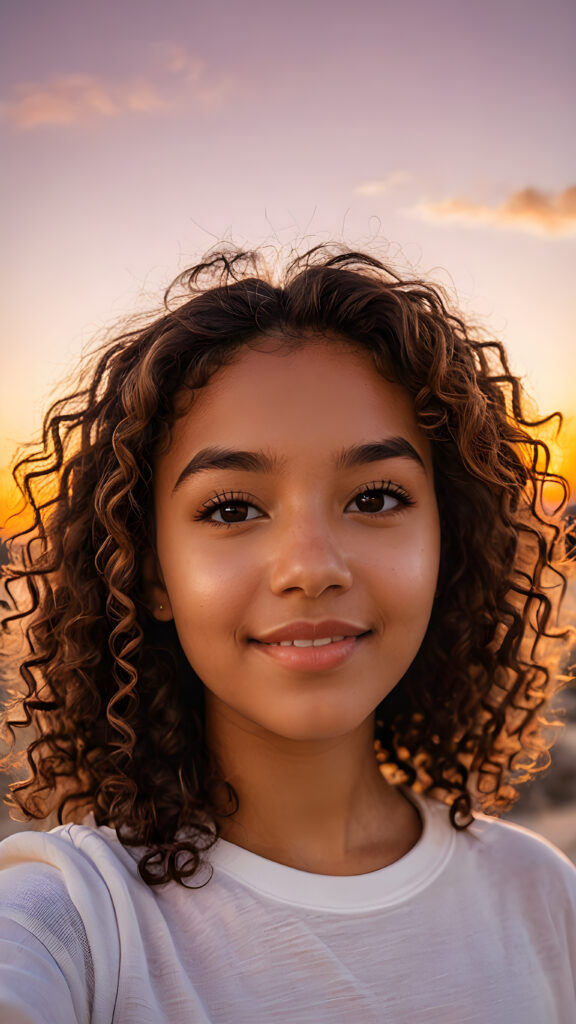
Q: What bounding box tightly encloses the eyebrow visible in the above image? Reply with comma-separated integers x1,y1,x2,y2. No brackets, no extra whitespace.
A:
172,436,426,493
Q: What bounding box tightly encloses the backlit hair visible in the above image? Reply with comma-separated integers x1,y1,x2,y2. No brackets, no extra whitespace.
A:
1,244,571,885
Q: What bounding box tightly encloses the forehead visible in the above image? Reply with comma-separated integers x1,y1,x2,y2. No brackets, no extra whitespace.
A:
165,336,430,471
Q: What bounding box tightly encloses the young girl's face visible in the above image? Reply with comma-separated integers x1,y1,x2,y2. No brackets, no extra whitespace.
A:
151,337,441,742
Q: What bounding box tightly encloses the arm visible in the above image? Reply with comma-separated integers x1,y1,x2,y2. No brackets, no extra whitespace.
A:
0,918,82,1024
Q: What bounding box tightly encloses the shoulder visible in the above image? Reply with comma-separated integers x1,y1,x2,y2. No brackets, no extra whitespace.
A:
414,792,576,901
413,795,576,961
452,806,576,916
0,819,138,892
466,809,576,874
0,822,126,934
0,821,146,957
0,818,171,944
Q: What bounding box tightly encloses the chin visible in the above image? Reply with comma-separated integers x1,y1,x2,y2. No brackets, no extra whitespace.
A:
261,706,372,743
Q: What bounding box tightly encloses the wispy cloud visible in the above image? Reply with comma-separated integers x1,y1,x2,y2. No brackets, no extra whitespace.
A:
0,50,230,129
0,75,165,128
354,171,411,196
161,45,205,81
409,186,576,237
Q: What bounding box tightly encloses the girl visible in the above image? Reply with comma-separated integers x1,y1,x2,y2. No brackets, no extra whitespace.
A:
0,245,575,1023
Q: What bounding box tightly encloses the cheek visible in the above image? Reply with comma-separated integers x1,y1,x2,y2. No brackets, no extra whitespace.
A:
162,540,260,645
371,524,440,616
183,546,260,604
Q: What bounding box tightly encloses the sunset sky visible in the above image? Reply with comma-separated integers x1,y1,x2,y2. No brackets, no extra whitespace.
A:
1,0,575,530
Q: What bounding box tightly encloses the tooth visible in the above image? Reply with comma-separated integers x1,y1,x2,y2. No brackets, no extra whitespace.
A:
265,635,349,647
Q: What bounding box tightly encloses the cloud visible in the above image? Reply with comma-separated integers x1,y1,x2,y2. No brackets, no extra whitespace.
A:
162,45,205,82
354,171,411,196
0,50,229,129
124,80,167,114
0,74,165,128
409,186,576,237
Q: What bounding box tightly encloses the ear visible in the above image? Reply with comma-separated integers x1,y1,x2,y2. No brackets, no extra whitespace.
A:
141,550,174,622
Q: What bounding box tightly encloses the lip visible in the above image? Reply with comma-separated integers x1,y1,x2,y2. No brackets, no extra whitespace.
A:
251,633,369,672
251,620,371,643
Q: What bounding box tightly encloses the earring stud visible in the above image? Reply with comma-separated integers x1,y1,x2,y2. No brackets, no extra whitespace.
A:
159,603,164,611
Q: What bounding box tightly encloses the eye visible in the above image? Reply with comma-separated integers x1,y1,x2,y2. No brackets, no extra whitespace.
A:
193,491,263,528
346,481,414,516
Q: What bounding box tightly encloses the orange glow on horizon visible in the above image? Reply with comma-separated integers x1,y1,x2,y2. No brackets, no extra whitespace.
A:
0,466,35,540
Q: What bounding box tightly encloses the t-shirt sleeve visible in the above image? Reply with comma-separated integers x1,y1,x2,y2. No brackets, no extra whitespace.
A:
0,831,121,1024
0,861,94,1024
0,917,81,1024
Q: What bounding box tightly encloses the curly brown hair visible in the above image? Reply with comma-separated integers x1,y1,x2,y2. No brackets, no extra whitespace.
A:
0,244,571,886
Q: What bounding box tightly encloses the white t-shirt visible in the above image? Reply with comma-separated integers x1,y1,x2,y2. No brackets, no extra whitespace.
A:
0,789,574,1023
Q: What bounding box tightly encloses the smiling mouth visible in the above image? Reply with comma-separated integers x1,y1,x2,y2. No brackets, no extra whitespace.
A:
253,630,368,647
249,632,372,672
253,632,371,648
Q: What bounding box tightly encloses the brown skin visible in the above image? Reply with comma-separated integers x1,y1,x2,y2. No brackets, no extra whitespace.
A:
148,337,441,874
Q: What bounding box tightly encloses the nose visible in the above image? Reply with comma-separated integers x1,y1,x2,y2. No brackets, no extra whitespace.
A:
267,514,353,598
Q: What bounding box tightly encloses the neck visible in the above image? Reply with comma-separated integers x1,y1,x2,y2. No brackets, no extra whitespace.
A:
205,698,422,875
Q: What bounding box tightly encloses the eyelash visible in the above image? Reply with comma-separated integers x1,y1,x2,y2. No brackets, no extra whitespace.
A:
193,481,416,530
